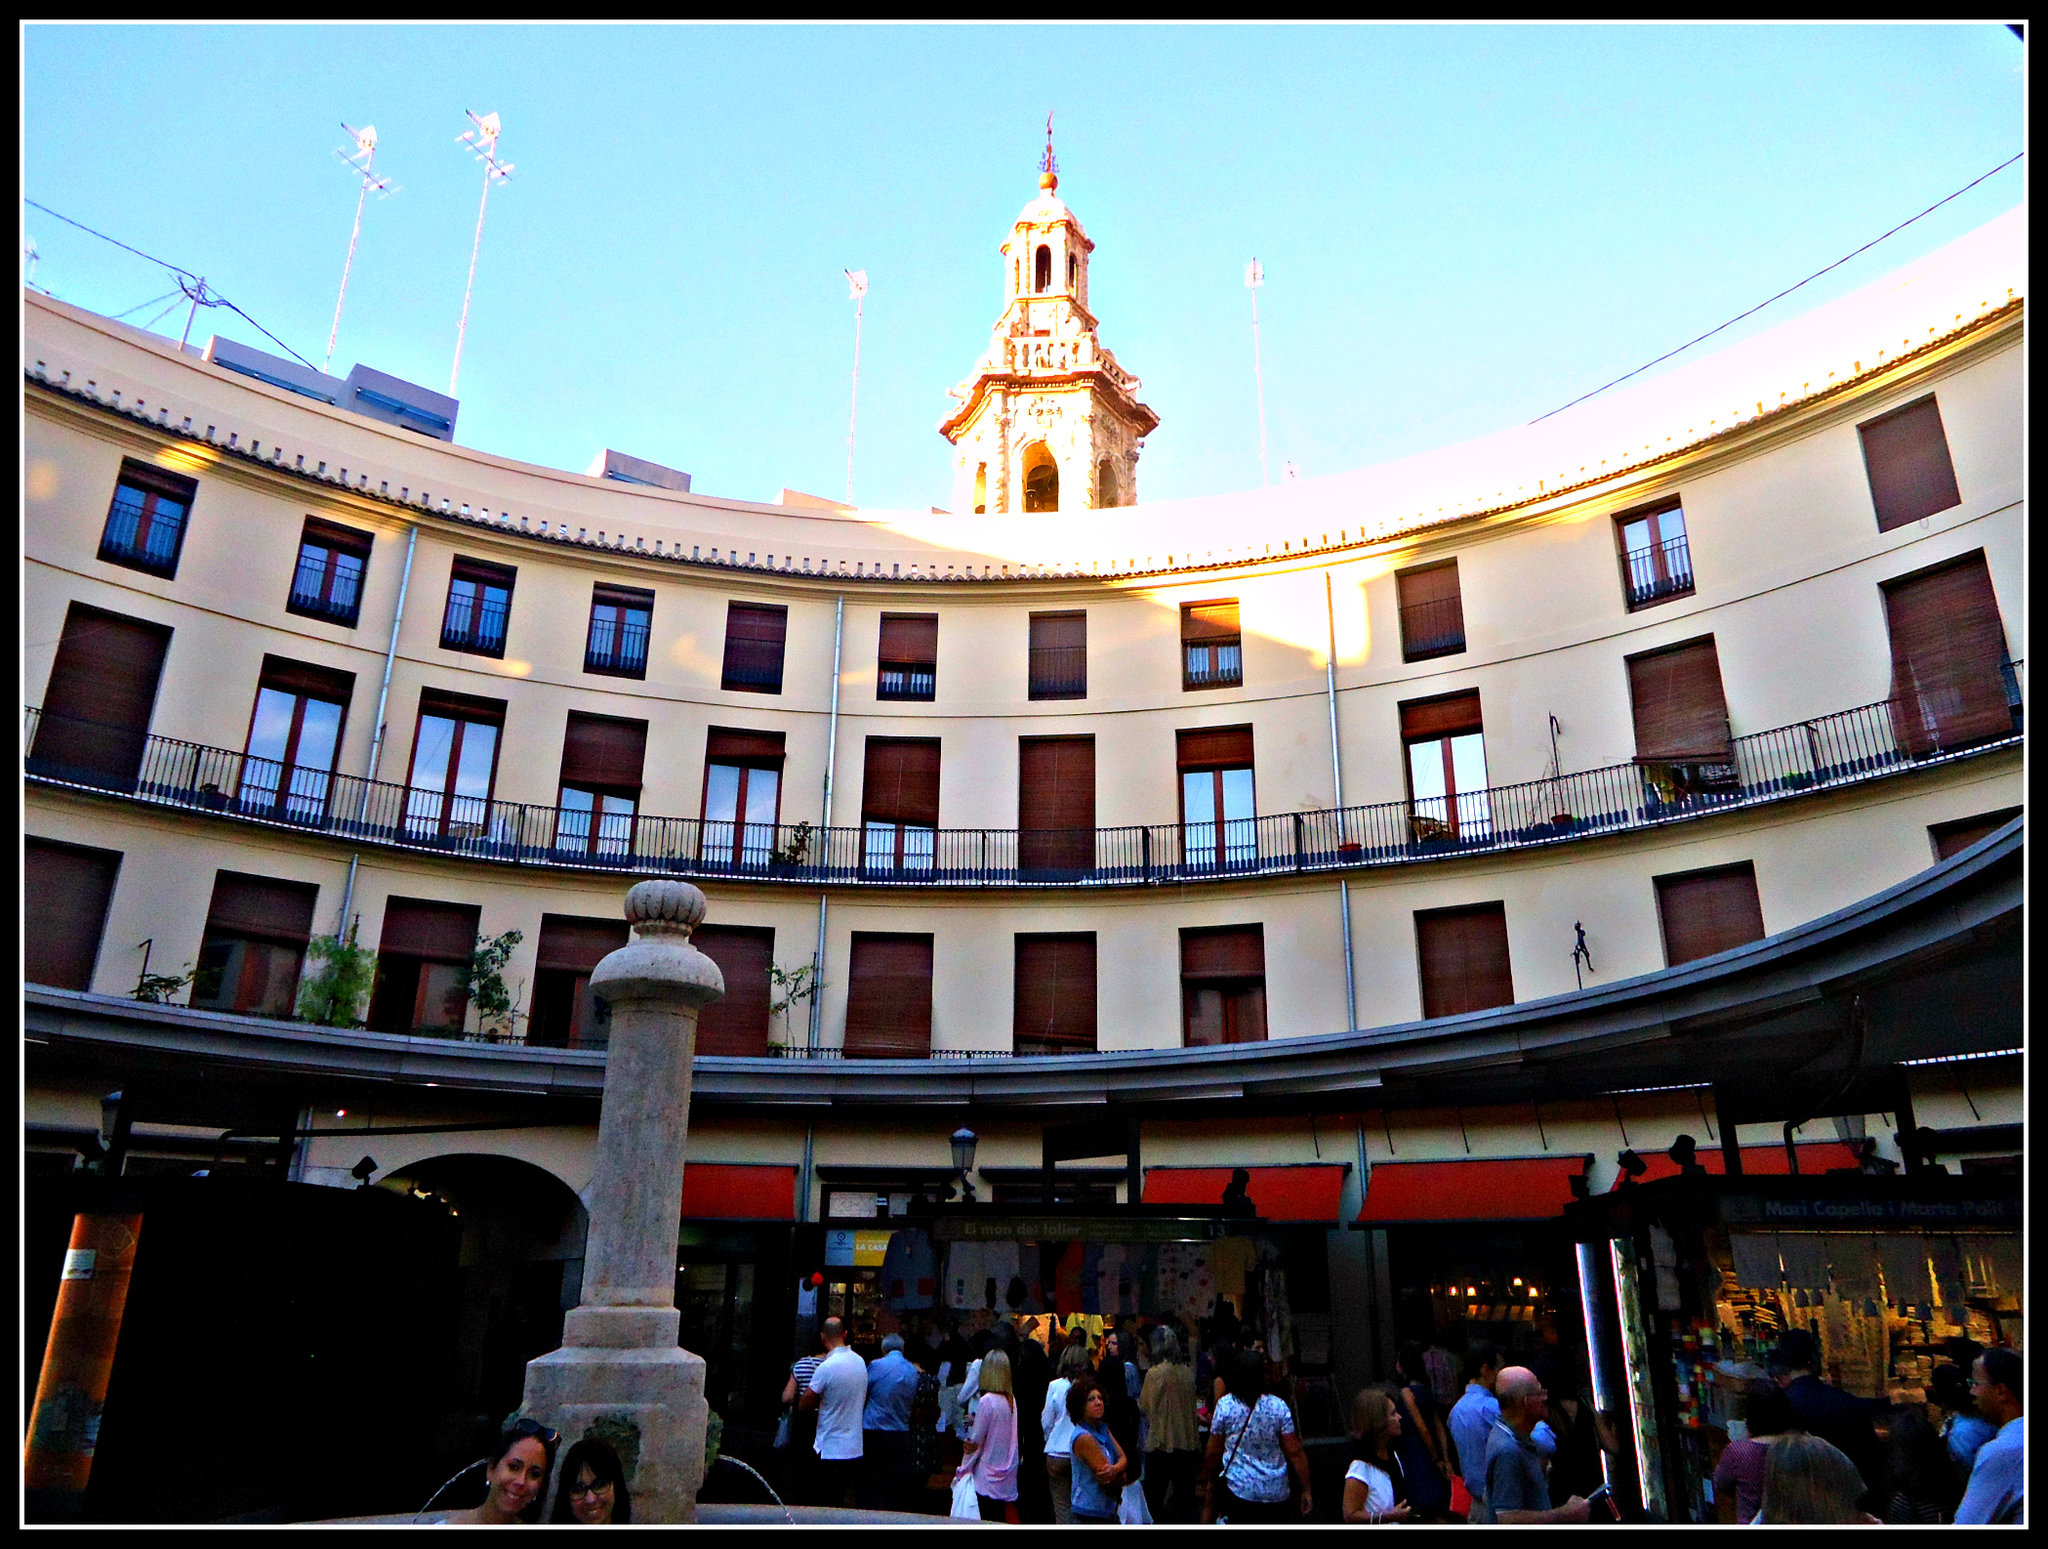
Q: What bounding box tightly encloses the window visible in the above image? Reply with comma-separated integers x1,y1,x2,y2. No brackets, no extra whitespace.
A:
556,712,647,858
192,871,319,1017
1860,395,1961,532
24,838,121,991
440,557,515,656
1015,933,1097,1055
1929,808,2021,863
1181,601,1242,689
1625,637,1736,801
1615,501,1693,610
861,737,940,873
526,914,629,1049
287,517,373,627
843,932,934,1058
1655,862,1766,967
97,459,196,578
700,727,784,870
404,690,505,840
584,584,653,678
1400,691,1488,843
1178,725,1256,871
366,897,481,1035
1018,736,1095,876
1881,551,2017,756
1035,244,1051,293
1396,561,1466,660
1415,903,1514,1019
973,463,988,514
721,601,788,693
693,925,776,1056
1180,926,1266,1047
1067,251,1078,290
241,657,353,823
1028,611,1087,700
877,613,938,701
29,603,171,791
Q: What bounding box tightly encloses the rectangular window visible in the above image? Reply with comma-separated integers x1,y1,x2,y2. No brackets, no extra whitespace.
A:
1399,691,1489,843
1028,610,1088,700
877,613,938,701
1928,807,2022,863
843,932,934,1058
1181,601,1242,689
1860,395,1962,532
24,838,121,991
404,690,506,841
286,517,373,627
1018,736,1095,876
700,727,785,870
556,712,648,858
241,656,354,823
1615,500,1694,610
584,583,654,678
1396,561,1466,660
1415,903,1514,1019
29,603,172,791
1625,637,1736,800
366,897,481,1035
97,458,196,578
1655,862,1766,967
1180,925,1266,1047
693,925,776,1056
191,871,319,1017
527,914,630,1049
1881,551,2017,756
440,557,515,656
861,737,940,874
1014,933,1097,1055
721,601,788,693
1177,725,1255,871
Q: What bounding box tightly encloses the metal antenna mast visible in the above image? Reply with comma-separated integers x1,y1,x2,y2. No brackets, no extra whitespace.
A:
1246,257,1269,487
844,269,867,505
450,110,514,398
325,122,396,376
23,237,39,288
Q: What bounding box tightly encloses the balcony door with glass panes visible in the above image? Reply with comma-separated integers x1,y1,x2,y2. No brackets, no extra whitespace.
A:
405,693,504,842
1401,691,1490,844
1177,726,1256,872
700,728,785,871
241,660,352,823
861,738,939,875
555,713,647,860
1617,502,1694,609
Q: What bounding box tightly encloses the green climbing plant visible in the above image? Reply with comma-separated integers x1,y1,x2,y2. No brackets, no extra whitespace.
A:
463,928,526,1042
296,925,379,1028
766,959,821,1052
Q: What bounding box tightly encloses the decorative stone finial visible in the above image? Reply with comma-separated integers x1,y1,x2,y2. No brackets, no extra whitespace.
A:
623,879,706,937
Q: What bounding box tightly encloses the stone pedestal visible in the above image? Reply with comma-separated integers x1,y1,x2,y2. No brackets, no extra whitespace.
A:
520,880,724,1524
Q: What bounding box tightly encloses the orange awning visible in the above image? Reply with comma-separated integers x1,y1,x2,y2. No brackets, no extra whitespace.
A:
679,1163,798,1220
1142,1165,1349,1222
1607,1141,1863,1190
1356,1157,1588,1224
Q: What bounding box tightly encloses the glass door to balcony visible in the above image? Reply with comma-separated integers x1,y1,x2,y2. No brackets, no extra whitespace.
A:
702,761,780,870
1182,765,1256,871
242,686,343,823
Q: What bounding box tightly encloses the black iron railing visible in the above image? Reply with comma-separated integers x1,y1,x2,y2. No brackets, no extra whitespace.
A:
877,662,937,701
1028,645,1088,700
441,592,509,654
584,615,650,677
1183,640,1243,689
97,492,184,576
1621,533,1696,609
1399,595,1467,660
288,551,365,626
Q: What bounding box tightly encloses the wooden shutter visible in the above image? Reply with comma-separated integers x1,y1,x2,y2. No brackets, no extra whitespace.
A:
259,654,356,705
1181,601,1240,641
1929,808,2021,862
1415,903,1514,1018
377,897,480,962
33,603,172,788
861,738,941,827
878,613,938,664
534,914,629,972
842,933,933,1058
593,582,654,611
560,712,648,790
1030,611,1086,653
1180,925,1266,981
1176,725,1254,770
303,516,373,556
1882,552,2012,754
1626,638,1733,762
25,838,121,990
1399,691,1483,743
1860,396,1961,532
205,871,318,944
1018,737,1095,872
419,687,506,726
1028,611,1088,699
1397,562,1466,657
693,925,775,1056
1014,933,1097,1053
1655,864,1766,966
722,602,788,692
705,726,786,764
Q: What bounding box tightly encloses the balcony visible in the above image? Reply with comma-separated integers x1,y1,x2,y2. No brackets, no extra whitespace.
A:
1398,595,1466,660
1028,644,1087,700
1183,640,1242,690
1621,533,1695,610
440,593,508,655
876,661,936,702
287,555,364,627
97,497,184,577
584,616,650,678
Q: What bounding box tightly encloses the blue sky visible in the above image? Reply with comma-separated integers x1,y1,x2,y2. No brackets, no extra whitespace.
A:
23,24,2024,512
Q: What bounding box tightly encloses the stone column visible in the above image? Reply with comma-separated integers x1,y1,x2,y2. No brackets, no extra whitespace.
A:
521,879,724,1523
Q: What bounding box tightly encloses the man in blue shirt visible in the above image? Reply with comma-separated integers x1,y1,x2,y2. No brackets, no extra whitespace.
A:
1474,1368,1592,1525
862,1332,922,1512
1446,1341,1502,1512
1955,1348,2023,1524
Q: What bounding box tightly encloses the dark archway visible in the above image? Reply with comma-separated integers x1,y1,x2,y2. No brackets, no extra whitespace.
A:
1022,444,1059,512
1034,244,1051,294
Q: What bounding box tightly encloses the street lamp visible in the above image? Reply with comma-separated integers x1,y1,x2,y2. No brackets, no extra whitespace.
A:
951,1127,978,1203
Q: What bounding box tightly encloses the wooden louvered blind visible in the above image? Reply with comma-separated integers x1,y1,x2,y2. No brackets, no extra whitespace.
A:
1181,601,1240,641
205,871,318,944
304,515,373,556
691,925,775,1056
1176,725,1255,770
1860,396,1961,532
1929,807,2021,862
1180,925,1266,981
420,687,506,726
1416,903,1514,1018
560,712,649,790
259,654,355,705
1882,552,2013,755
534,914,629,973
33,603,172,787
878,613,938,663
377,897,480,962
722,602,788,693
842,932,934,1058
1030,611,1086,652
862,738,941,827
1399,691,1483,743
1397,561,1466,658
1018,738,1096,872
1626,638,1734,763
705,726,786,764
25,839,121,990
1655,864,1766,967
1014,933,1098,1053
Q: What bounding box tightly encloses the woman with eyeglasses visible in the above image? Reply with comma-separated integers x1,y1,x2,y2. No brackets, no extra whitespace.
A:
551,1437,632,1524
445,1418,560,1524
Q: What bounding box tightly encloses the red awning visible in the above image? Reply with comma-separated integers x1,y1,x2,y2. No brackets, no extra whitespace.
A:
1356,1157,1589,1224
679,1163,798,1220
1607,1141,1863,1190
1142,1165,1349,1222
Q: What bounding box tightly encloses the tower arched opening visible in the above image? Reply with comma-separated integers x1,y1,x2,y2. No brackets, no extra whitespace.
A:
1023,443,1059,512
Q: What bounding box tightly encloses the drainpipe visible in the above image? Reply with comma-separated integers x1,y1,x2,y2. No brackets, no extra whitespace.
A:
1325,573,1357,1029
337,523,418,937
808,596,845,1054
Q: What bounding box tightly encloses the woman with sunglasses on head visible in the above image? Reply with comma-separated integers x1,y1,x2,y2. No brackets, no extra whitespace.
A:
444,1418,560,1524
550,1437,632,1524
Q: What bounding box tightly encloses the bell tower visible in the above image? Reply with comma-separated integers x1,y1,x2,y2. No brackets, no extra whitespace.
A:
940,124,1158,514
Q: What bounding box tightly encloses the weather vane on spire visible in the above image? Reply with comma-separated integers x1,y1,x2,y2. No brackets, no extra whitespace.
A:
1041,111,1057,181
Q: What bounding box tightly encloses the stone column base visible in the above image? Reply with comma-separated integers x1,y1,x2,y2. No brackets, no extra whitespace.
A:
521,1335,709,1524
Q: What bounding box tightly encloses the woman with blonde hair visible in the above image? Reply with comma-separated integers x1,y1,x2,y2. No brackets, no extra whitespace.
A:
958,1347,1020,1522
1343,1388,1413,1524
1757,1433,1882,1524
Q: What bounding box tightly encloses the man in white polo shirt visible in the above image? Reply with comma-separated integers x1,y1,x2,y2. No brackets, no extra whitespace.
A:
799,1316,868,1508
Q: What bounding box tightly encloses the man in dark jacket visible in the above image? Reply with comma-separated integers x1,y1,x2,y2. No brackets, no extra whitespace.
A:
1769,1330,1881,1498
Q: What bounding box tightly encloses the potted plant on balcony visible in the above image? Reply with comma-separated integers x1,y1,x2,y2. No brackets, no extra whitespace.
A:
770,820,814,876
1408,812,1452,847
461,928,525,1043
766,958,820,1055
296,922,378,1028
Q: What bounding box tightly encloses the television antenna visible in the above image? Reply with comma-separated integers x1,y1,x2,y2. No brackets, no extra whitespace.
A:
24,236,39,288
450,110,514,397
1245,257,1268,488
325,122,397,376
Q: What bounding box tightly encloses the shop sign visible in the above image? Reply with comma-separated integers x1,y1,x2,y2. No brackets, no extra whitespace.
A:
824,1228,893,1267
931,1214,1223,1243
1719,1194,2018,1228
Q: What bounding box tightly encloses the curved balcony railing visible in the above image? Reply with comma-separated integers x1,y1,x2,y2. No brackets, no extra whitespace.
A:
23,673,2021,889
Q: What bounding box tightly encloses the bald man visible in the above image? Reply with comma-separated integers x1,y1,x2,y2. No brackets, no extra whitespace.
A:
1474,1367,1591,1525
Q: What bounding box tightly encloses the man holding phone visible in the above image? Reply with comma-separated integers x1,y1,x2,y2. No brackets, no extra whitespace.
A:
1474,1368,1593,1524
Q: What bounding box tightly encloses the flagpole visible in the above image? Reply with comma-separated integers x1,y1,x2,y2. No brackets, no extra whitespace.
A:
844,269,867,505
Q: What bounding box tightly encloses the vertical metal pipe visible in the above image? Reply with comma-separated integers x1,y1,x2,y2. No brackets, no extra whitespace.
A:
337,523,417,936
1325,573,1357,1029
809,598,846,1053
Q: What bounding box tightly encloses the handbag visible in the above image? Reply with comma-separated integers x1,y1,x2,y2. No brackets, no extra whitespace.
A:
1449,1474,1473,1518
949,1471,981,1520
772,1408,792,1450
1118,1481,1154,1525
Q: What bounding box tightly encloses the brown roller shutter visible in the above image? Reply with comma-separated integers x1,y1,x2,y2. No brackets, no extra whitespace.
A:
1655,864,1766,967
32,603,173,788
259,654,355,704
1416,903,1514,1018
1019,737,1095,872
843,933,933,1058
1180,925,1266,980
726,602,787,641
304,515,373,555
1397,561,1466,658
706,727,786,764
377,898,480,962
1929,808,2021,862
1626,638,1733,763
534,914,629,972
693,925,775,1056
1882,552,2013,755
418,687,507,726
1176,724,1254,770
25,838,121,990
205,871,318,943
878,613,938,663
722,602,788,693
862,738,941,827
1399,691,1483,743
1860,396,1961,532
1015,933,1098,1053
1181,601,1240,641
560,712,649,789
1030,611,1086,653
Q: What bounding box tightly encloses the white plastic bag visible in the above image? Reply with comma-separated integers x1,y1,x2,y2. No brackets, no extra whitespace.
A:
950,1472,981,1520
1118,1483,1154,1525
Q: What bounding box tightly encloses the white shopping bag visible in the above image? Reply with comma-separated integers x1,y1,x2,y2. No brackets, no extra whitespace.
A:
1118,1483,1153,1525
951,1472,981,1520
